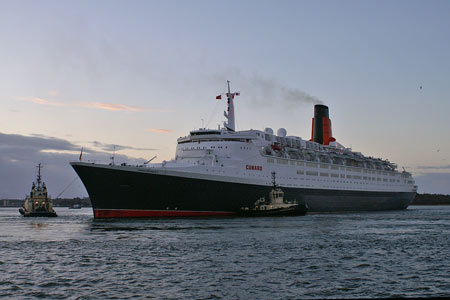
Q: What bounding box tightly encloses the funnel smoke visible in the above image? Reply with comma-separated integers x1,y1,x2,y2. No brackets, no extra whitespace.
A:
212,72,323,109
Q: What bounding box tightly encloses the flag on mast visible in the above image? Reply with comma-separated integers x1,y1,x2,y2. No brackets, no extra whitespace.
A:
216,95,222,100
79,147,83,161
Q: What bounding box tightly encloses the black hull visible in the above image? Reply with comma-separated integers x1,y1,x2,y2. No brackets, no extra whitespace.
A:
71,163,415,218
22,212,58,217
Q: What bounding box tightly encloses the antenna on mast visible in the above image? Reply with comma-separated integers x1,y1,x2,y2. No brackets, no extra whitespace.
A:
110,145,116,165
36,163,42,188
223,80,239,132
144,156,157,164
271,171,278,188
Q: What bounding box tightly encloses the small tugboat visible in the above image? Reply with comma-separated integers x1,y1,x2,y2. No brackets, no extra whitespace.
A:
238,172,308,217
19,163,57,217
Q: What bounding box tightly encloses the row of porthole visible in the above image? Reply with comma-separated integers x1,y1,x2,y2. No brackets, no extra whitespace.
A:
268,158,397,175
208,171,403,190
182,146,228,150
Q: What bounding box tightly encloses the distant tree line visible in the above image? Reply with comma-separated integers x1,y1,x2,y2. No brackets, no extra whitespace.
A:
0,197,91,207
52,197,92,207
412,193,450,205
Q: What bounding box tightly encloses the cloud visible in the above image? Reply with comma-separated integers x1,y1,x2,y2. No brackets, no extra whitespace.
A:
48,90,59,96
0,132,149,198
416,165,450,170
147,128,172,134
20,96,161,112
0,132,79,153
29,97,66,107
79,102,145,112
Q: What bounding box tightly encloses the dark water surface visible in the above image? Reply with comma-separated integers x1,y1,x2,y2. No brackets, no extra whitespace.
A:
1,206,449,299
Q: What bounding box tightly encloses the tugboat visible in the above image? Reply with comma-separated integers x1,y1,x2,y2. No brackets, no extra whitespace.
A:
69,204,82,209
238,172,308,217
19,164,57,217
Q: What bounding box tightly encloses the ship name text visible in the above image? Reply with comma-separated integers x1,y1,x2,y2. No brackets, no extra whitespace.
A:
246,165,262,171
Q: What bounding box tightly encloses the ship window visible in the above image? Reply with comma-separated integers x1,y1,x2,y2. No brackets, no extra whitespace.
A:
320,164,329,169
191,131,221,136
331,173,339,178
340,174,345,178
306,171,318,176
297,162,304,166
297,170,304,175
331,166,339,170
306,162,318,168
320,173,329,177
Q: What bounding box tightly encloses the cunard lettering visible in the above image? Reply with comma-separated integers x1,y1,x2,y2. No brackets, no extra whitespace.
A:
246,165,262,171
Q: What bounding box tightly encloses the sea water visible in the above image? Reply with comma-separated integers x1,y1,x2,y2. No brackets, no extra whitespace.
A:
0,206,449,299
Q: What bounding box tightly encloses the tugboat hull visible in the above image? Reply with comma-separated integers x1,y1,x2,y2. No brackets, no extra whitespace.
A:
22,211,58,217
238,205,308,217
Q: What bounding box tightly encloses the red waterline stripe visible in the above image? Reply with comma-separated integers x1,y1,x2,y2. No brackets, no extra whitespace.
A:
94,209,235,218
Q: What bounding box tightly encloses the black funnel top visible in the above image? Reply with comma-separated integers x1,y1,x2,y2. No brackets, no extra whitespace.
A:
313,105,329,144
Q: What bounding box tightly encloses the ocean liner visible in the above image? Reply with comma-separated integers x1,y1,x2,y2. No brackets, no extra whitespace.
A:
71,82,416,218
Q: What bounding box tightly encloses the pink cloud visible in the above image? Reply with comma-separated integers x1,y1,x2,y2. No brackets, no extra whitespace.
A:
147,128,172,134
21,96,163,113
29,97,66,106
80,102,144,112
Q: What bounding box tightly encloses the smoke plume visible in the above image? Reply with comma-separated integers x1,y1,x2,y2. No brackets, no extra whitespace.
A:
212,71,323,109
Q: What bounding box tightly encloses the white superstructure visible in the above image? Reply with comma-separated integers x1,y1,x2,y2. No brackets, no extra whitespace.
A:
141,82,416,195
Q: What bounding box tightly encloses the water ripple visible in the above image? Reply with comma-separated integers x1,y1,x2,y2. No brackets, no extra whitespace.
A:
1,206,450,299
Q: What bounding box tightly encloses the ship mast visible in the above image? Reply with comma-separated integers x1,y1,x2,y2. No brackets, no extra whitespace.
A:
36,163,42,189
271,171,278,188
224,80,237,132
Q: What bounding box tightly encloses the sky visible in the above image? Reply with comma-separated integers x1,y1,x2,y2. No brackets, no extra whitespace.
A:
1,0,450,198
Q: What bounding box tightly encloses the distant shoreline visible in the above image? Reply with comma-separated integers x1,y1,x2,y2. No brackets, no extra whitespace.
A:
1,194,449,207
411,193,450,205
